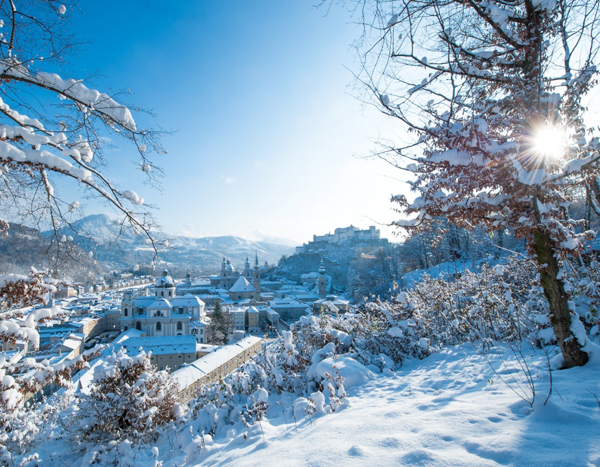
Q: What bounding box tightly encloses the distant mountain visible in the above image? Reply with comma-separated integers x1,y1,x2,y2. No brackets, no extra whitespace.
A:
0,222,103,281
250,231,299,248
46,214,294,274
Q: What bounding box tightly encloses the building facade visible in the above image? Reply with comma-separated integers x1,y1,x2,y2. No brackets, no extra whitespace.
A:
120,270,208,343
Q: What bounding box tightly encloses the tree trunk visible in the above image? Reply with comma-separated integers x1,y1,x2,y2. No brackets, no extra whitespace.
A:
533,230,589,368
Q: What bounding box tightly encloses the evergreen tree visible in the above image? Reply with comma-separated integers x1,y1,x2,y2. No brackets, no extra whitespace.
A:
207,301,232,345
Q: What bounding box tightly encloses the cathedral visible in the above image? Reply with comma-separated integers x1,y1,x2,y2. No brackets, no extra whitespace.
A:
209,254,262,298
120,270,208,342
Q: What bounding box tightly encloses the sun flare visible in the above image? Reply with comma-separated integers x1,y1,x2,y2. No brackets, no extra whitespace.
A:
530,124,569,160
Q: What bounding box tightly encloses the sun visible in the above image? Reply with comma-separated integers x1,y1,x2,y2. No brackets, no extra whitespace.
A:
529,124,569,161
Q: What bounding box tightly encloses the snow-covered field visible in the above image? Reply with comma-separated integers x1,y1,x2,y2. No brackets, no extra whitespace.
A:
187,344,599,467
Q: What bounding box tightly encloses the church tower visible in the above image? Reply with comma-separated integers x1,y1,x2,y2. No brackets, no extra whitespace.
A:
243,257,252,280
317,258,327,299
185,270,192,288
253,252,261,296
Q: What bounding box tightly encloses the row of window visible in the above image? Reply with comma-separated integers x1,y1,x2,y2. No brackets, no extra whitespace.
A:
123,307,188,317
131,321,185,331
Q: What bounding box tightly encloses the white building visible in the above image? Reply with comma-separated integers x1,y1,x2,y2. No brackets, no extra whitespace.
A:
120,270,208,343
227,307,247,331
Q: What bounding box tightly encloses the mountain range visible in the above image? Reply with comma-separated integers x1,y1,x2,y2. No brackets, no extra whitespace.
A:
49,214,296,274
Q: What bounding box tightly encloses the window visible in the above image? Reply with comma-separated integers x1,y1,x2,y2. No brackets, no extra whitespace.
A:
138,308,143,315
177,322,183,331
124,326,128,331
156,322,162,331
161,291,164,297
136,322,141,330
124,309,128,316
179,307,184,314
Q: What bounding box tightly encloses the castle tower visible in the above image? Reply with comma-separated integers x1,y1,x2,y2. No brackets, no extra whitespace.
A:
253,252,261,295
185,270,192,288
317,258,327,299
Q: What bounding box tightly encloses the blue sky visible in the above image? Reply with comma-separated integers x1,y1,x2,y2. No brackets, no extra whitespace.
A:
62,0,407,244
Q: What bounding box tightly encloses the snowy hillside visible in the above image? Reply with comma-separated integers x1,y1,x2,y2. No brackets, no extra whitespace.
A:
189,344,600,467
26,344,599,466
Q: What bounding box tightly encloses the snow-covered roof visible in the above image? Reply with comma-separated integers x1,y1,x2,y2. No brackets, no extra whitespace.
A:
59,338,82,350
196,343,217,354
172,336,262,390
189,321,207,329
269,299,309,308
133,295,155,305
171,294,205,307
119,335,197,355
148,298,172,309
229,276,255,293
113,328,145,345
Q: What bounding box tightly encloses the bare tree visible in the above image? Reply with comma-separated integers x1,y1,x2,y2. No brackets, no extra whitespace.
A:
347,0,600,367
0,0,165,258
0,0,165,414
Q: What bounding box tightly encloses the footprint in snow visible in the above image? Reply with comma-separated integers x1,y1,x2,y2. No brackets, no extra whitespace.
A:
348,445,365,457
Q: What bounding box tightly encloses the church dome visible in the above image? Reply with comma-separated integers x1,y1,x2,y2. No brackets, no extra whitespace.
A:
155,269,175,287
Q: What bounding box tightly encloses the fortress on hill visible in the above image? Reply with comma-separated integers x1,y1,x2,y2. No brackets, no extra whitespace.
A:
295,225,383,254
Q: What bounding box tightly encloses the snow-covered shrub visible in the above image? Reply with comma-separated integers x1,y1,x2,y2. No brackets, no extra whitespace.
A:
347,259,538,366
77,348,180,442
0,389,76,464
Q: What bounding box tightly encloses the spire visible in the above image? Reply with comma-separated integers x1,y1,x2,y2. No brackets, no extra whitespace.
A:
319,258,326,275
255,251,259,267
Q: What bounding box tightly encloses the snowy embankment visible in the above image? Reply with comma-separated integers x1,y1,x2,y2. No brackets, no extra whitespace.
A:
188,344,599,467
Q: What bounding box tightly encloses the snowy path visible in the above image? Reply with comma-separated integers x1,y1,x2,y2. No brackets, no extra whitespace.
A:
195,344,600,467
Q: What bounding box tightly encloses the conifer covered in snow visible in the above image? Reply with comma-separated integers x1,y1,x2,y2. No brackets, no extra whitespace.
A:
353,0,600,367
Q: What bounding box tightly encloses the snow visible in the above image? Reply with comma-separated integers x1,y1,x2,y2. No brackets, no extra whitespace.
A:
308,356,373,389
35,72,137,132
122,190,144,206
186,344,600,466
229,276,255,293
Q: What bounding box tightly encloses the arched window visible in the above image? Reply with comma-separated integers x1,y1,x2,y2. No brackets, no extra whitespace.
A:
177,322,183,331
124,326,128,331
156,322,162,331
124,309,128,316
136,322,141,330
161,291,164,297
